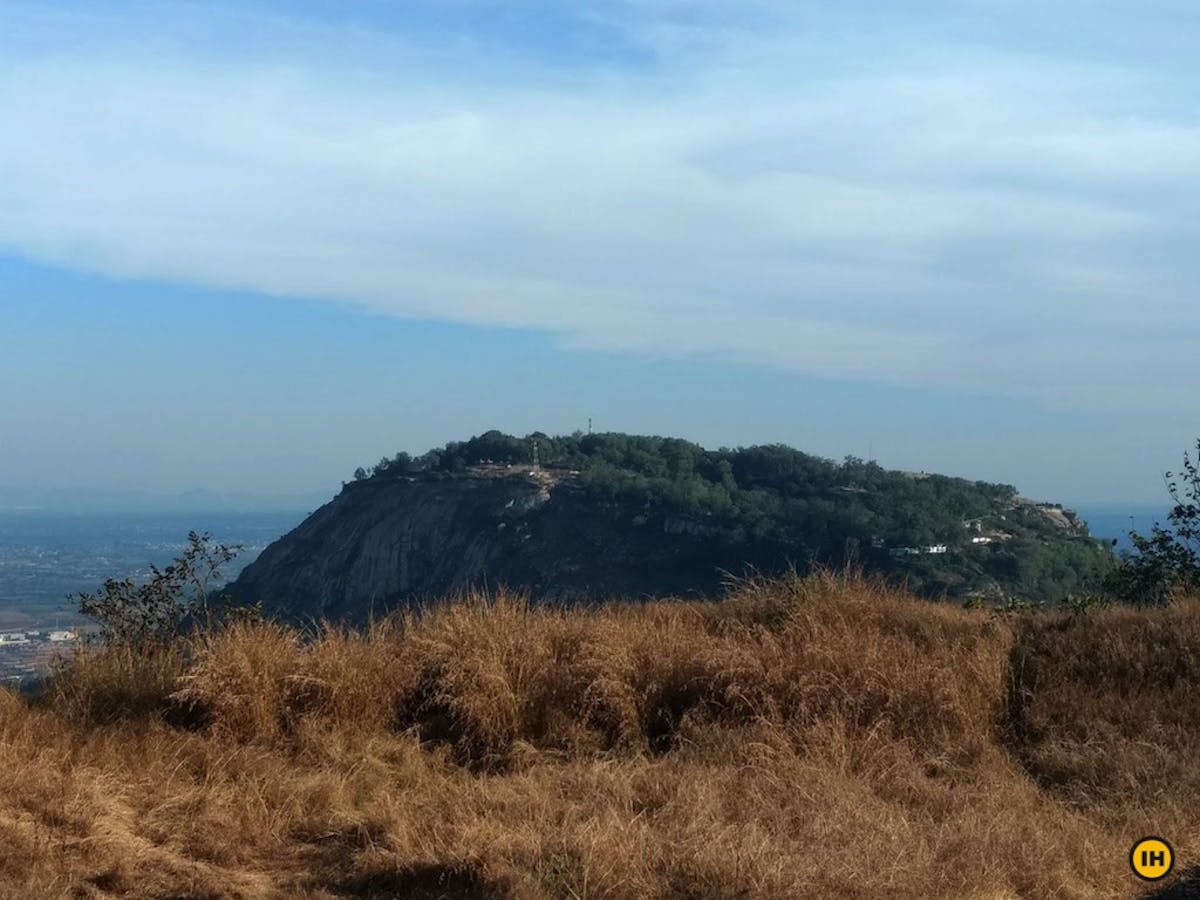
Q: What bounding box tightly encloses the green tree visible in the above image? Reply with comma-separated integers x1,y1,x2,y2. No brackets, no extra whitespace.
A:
1107,438,1200,605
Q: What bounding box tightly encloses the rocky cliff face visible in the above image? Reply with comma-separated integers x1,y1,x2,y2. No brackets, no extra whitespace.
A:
225,469,748,623
226,464,1113,624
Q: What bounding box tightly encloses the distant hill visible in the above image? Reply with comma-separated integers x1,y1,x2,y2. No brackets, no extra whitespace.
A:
225,431,1114,622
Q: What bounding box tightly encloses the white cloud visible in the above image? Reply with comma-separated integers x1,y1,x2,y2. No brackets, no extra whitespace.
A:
0,2,1197,411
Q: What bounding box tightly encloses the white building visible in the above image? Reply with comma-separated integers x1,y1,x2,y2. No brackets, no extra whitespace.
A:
48,630,77,642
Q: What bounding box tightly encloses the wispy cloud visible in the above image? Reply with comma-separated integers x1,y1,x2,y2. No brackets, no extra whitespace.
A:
1,1,1197,411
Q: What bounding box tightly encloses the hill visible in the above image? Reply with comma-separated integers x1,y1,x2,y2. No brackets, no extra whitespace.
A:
3,572,1196,898
226,431,1113,623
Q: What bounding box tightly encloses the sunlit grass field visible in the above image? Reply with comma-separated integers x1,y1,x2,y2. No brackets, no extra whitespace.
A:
1,572,1195,898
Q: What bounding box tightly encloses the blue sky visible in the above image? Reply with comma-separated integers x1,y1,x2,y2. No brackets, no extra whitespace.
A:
0,0,1196,504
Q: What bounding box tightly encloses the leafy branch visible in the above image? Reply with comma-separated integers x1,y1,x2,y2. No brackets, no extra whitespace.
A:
74,531,242,645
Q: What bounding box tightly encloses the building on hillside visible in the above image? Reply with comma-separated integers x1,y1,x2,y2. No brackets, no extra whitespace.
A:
890,544,949,556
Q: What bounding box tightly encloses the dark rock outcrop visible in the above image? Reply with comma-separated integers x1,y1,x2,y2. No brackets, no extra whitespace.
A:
225,469,761,624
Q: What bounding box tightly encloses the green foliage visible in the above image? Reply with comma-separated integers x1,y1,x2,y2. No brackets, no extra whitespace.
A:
1062,592,1110,616
978,536,1111,603
992,596,1047,616
1106,438,1200,606
351,430,1113,602
74,531,242,645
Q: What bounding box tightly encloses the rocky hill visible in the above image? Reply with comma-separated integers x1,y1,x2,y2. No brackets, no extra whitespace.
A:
225,432,1114,623
226,467,765,623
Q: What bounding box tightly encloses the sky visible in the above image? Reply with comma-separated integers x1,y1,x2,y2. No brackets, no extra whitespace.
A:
0,0,1196,505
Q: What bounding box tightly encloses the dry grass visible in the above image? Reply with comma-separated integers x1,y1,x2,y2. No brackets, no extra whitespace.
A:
0,571,1196,899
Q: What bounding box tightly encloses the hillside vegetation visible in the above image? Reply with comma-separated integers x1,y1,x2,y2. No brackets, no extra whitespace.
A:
1,572,1195,898
342,430,1113,604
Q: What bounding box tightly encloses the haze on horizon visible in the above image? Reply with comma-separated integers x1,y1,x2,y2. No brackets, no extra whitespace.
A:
1,0,1196,506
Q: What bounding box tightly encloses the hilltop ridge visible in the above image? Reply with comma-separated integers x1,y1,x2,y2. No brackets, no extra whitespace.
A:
226,431,1113,622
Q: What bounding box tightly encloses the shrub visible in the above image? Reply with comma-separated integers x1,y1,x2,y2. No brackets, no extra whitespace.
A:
1105,437,1200,605
73,531,241,645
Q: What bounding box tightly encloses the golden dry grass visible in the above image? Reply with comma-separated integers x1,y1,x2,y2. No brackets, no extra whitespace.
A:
0,571,1196,899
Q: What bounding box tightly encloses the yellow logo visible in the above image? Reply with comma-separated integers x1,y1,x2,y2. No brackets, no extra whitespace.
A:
1130,837,1174,882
